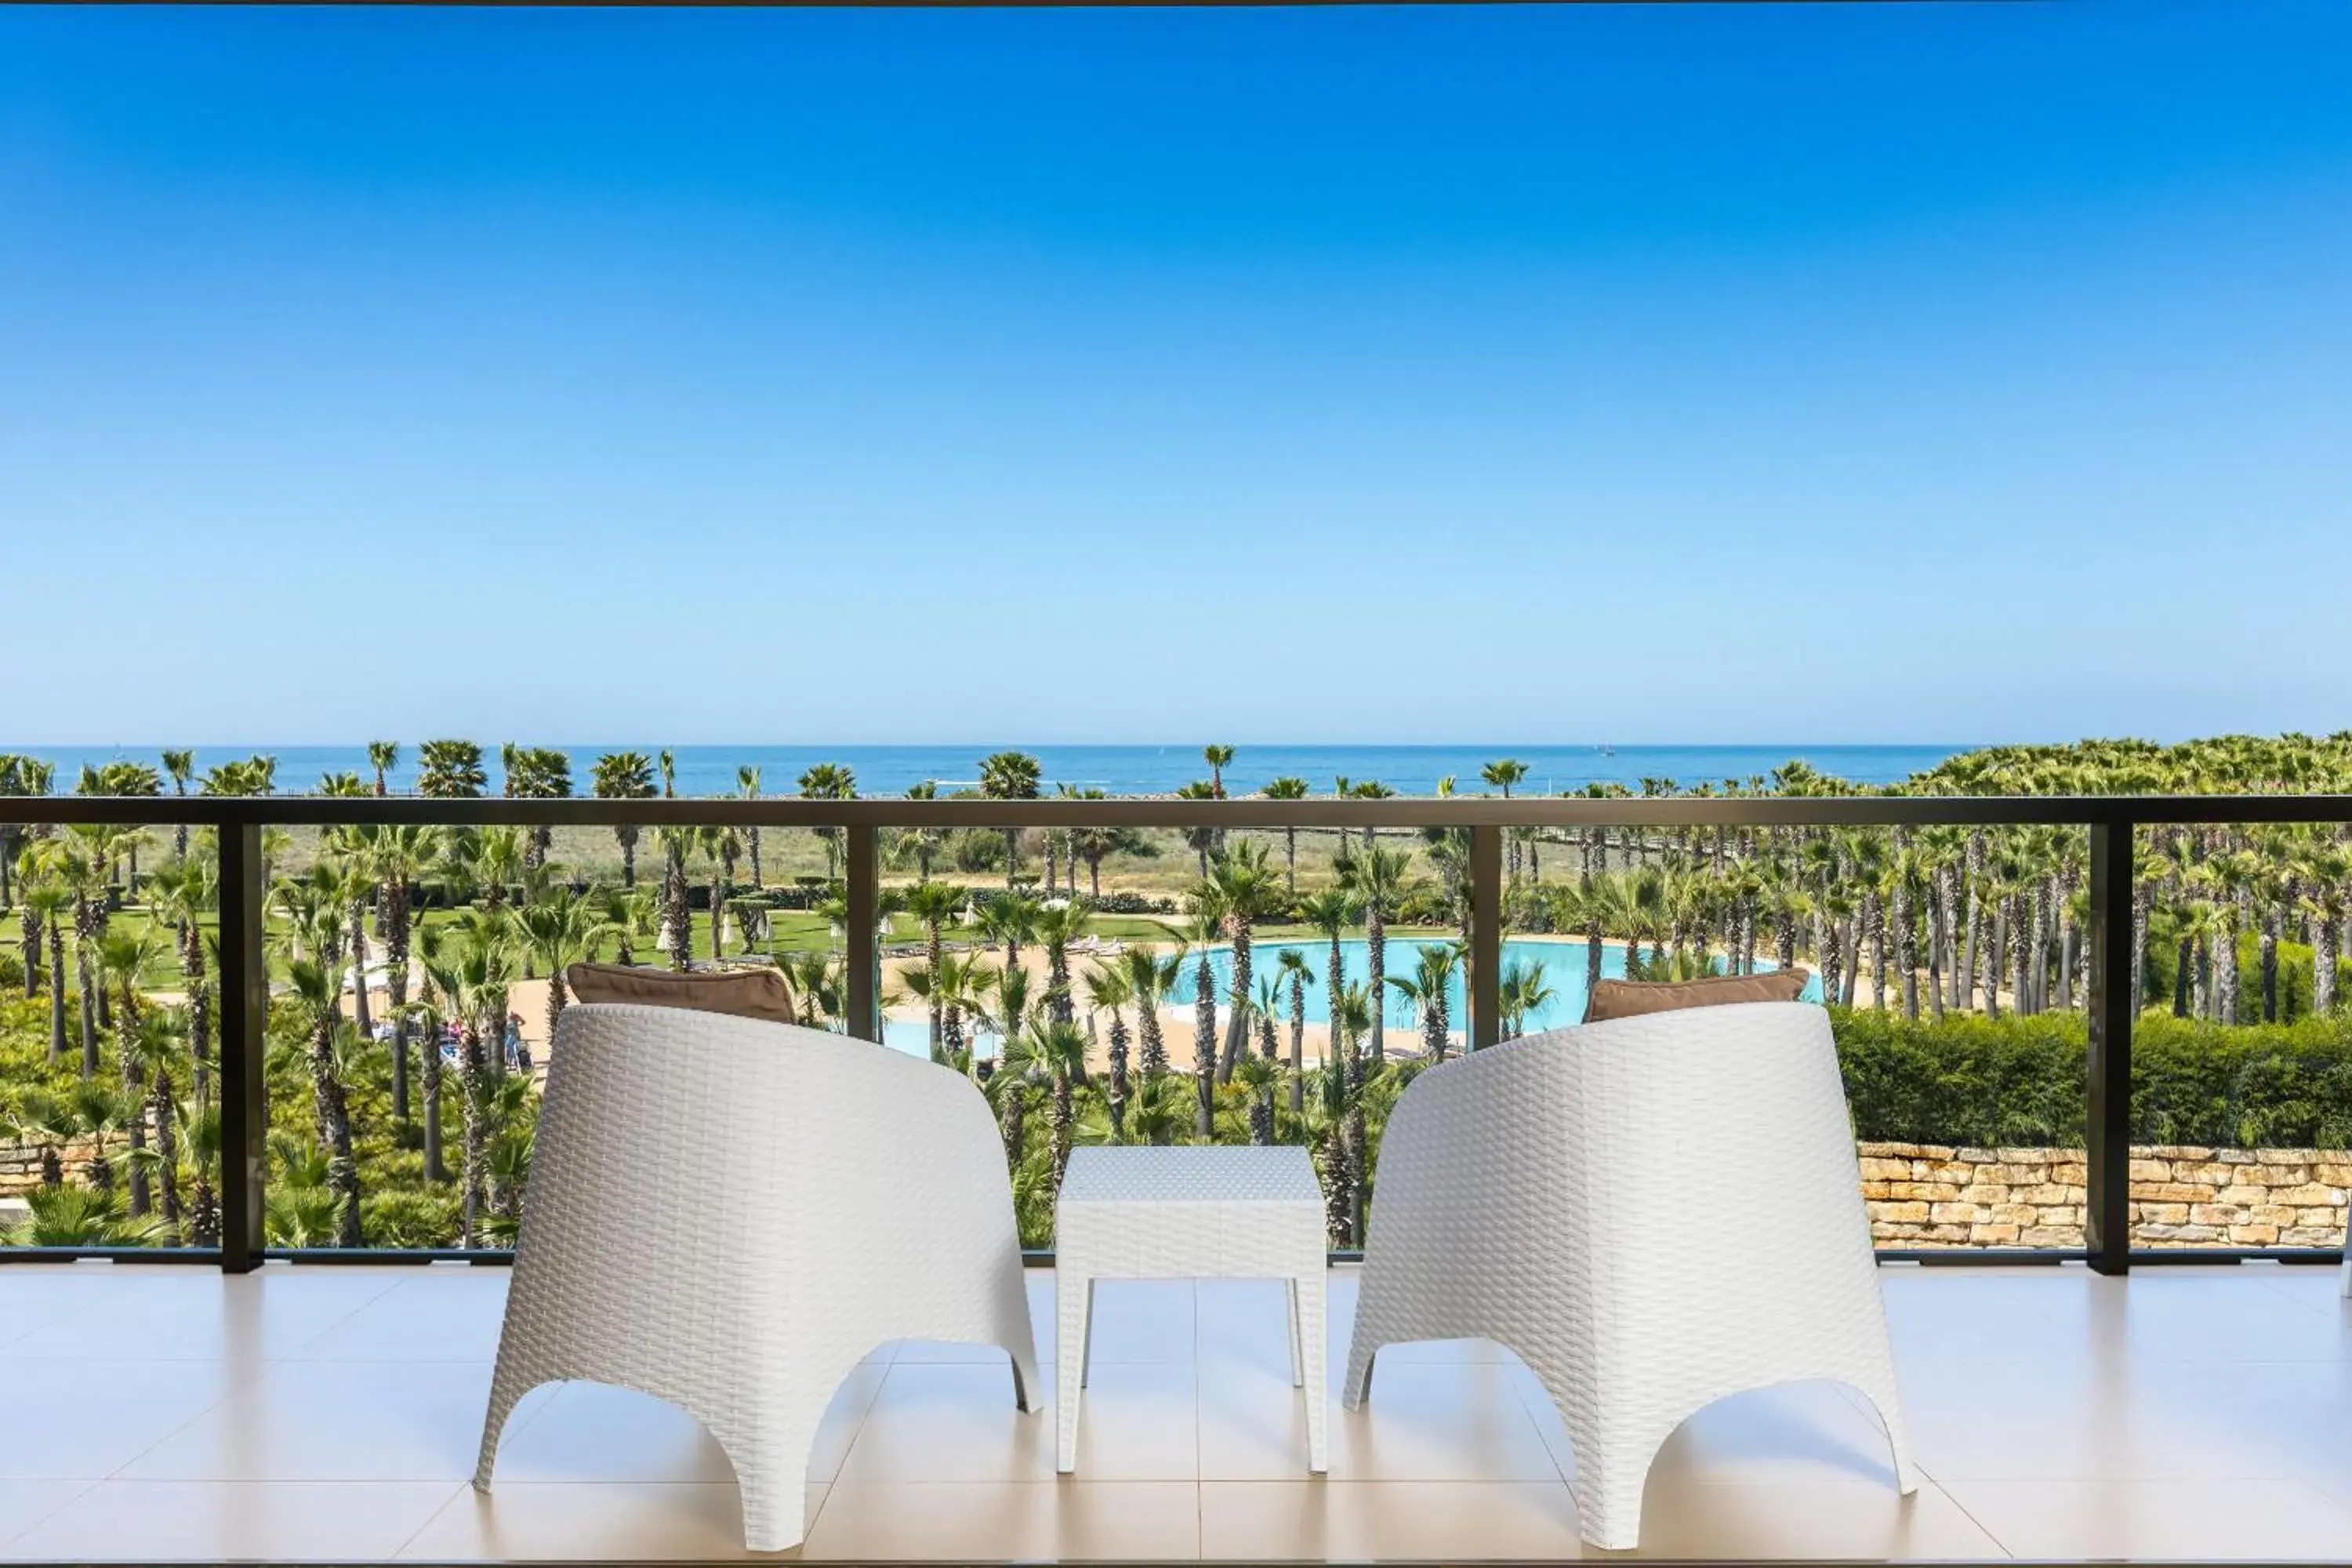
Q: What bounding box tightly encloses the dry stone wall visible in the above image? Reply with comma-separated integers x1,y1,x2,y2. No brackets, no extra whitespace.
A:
1862,1142,2351,1248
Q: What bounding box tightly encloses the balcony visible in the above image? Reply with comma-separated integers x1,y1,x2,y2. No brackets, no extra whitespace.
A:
2,783,2350,1562
0,1258,2347,1562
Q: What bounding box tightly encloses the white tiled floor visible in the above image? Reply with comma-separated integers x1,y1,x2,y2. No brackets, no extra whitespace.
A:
0,1260,2349,1560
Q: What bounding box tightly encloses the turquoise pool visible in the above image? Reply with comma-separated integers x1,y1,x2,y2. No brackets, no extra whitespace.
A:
880,938,1814,1058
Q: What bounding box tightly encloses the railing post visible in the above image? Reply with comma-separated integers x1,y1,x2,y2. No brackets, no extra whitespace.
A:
1469,825,1502,1052
216,820,267,1272
844,823,880,1043
2085,817,2134,1275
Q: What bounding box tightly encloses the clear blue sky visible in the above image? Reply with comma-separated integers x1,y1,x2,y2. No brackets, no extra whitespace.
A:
3,2,2347,746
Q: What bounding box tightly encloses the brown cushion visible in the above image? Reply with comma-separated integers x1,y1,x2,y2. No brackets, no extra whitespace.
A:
1582,968,1812,1024
564,962,795,1027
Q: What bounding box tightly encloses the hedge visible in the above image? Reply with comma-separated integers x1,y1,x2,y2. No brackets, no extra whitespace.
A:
1834,1007,2352,1149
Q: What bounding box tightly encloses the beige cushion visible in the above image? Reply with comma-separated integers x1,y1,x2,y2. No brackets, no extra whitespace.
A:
1582,967,1813,1025
564,962,795,1026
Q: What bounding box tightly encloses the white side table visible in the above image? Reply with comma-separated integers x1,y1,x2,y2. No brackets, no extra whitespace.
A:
1054,1145,1329,1475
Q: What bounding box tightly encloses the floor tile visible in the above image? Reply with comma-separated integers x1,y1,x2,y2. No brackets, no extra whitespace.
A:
833,1361,1049,1483
1199,1355,1328,1482
0,1265,398,1362
1198,1479,1581,1561
398,1481,824,1561
120,1359,514,1481
1,1479,461,1562
0,1480,98,1551
1328,1360,1562,1483
1628,1477,2008,1559
0,1357,230,1478
0,1266,134,1351
808,1481,1200,1561
289,1269,510,1362
1943,1476,2352,1559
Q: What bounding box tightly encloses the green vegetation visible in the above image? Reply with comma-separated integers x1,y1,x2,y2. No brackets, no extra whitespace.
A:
3,732,2350,1254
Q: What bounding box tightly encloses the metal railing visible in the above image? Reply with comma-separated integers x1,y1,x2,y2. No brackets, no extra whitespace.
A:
9,789,2352,1276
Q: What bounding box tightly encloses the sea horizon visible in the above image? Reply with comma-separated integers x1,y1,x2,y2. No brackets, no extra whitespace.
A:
6,742,1976,798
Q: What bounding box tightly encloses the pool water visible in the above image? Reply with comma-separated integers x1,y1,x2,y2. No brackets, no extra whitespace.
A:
880,938,1814,1059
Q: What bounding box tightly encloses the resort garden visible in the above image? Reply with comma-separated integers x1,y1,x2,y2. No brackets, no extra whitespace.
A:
2,734,2350,1254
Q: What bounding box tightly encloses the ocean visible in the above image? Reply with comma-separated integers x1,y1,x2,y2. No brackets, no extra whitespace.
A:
9,742,1971,797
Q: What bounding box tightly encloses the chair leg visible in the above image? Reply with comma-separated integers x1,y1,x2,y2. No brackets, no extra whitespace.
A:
472,1356,551,1493
1056,1269,1091,1472
1341,1334,1377,1410
1294,1271,1328,1474
716,1408,828,1555
1845,1374,1922,1494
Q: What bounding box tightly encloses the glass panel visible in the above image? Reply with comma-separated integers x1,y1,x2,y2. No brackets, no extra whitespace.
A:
2129,822,2352,1250
2,800,216,1250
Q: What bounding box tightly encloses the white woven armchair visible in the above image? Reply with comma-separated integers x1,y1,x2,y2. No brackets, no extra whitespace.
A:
1343,1000,1916,1551
474,1004,1039,1552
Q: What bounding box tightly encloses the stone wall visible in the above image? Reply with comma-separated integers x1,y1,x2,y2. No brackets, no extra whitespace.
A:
1,1137,96,1196
1863,1142,2352,1248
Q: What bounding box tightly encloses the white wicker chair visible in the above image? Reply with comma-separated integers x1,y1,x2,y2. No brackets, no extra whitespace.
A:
1342,1000,1916,1551
474,1004,1039,1552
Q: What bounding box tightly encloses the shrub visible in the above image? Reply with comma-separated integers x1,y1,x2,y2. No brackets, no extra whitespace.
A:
1833,1007,2352,1149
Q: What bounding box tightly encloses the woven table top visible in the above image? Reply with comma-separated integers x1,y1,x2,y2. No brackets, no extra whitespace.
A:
1058,1145,1321,1208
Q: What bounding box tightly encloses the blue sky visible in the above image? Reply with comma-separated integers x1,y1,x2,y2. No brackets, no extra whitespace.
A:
2,2,2348,746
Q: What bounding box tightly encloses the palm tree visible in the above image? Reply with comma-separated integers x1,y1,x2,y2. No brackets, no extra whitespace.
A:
1482,759,1530,877
736,766,765,888
1330,980,1374,1245
346,823,435,1126
1338,843,1414,1064
1181,896,1225,1135
1261,777,1310,889
902,880,965,1060
145,855,216,1103
122,1009,186,1233
1232,1053,1281,1146
1174,780,1221,877
1298,887,1356,1075
699,823,744,957
1497,956,1555,1041
1025,1019,1090,1190
1203,745,1235,797
516,887,610,1044
591,752,659,887
1083,960,1135,1137
1119,941,1180,1080
162,748,195,860
978,751,1043,887
1204,840,1283,1079
367,741,398,797
506,747,573,874
798,763,858,879
1034,898,1088,1025
415,739,488,799
1389,941,1460,1060
285,956,363,1246
416,913,514,1233
22,878,71,1062
1276,946,1315,1110
977,891,1040,972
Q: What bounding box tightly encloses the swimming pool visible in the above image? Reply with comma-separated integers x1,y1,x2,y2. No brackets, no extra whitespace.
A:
880,938,1814,1058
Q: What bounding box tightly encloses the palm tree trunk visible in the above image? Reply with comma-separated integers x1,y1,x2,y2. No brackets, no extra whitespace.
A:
1107,1011,1131,1138
311,1018,361,1247
1218,923,1252,1080
1192,956,1217,1136
46,937,69,1063
459,1021,488,1246
74,931,100,1080
1288,978,1306,1112
1366,905,1387,1065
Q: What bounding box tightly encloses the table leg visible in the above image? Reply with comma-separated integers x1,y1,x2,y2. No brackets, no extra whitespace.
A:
1294,1269,1327,1474
1284,1277,1303,1388
1081,1278,1097,1388
1056,1268,1090,1473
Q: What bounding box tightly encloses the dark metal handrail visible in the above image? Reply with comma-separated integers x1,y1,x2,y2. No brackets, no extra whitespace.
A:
6,791,2350,1276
